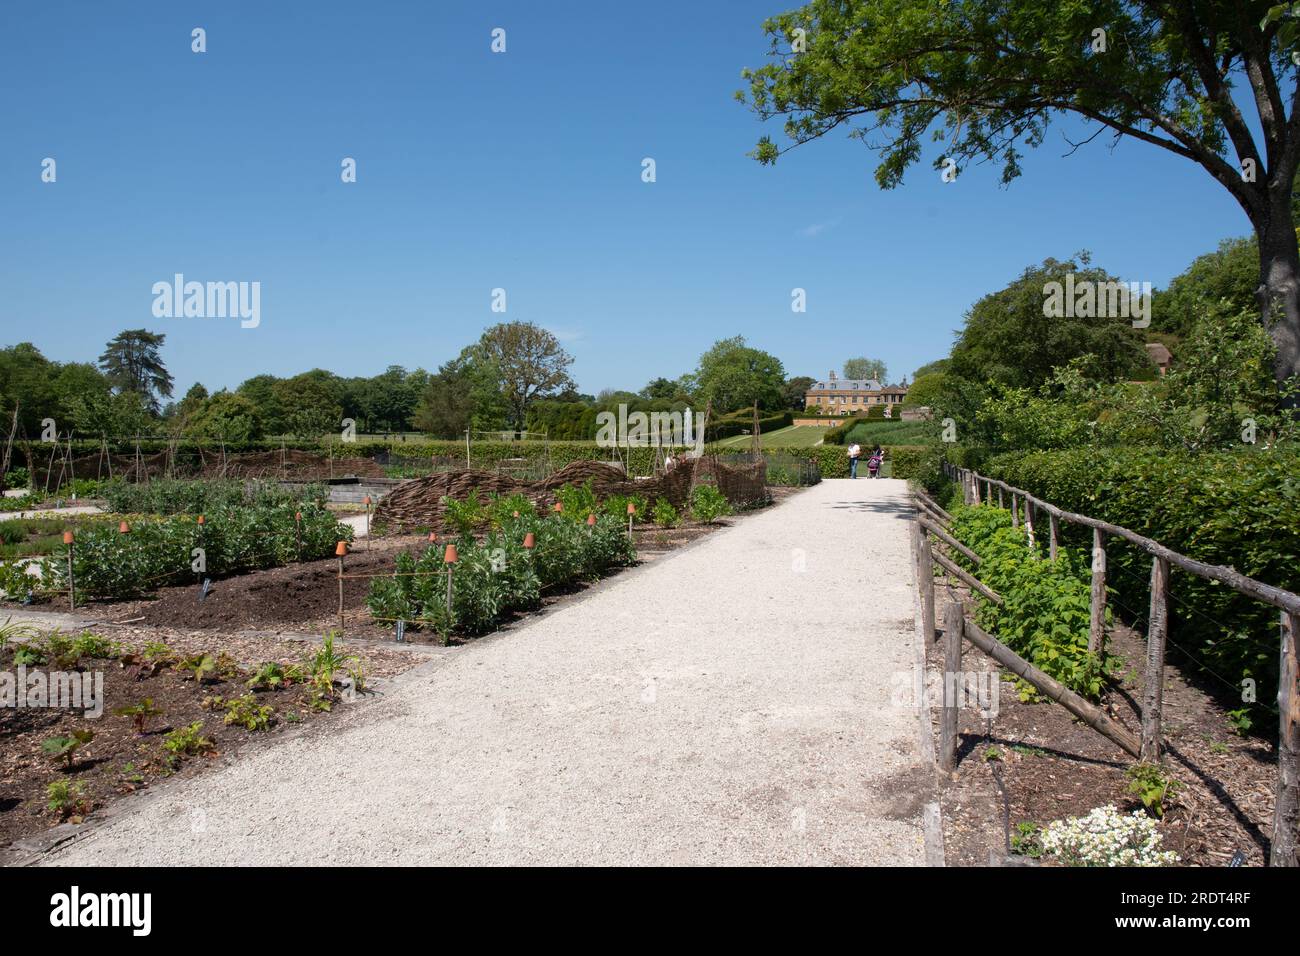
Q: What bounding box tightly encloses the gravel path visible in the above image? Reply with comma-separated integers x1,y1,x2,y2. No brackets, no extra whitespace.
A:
42,478,929,866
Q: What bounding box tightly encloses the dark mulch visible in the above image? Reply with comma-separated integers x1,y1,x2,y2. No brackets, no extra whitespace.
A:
929,586,1276,868
0,636,344,852
18,489,807,646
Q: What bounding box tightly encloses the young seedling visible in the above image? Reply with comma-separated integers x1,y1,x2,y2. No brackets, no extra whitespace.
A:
163,722,214,759
222,694,274,731
113,698,163,734
176,653,217,685
42,728,95,768
46,780,92,820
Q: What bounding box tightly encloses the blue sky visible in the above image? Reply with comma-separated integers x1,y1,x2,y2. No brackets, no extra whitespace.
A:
0,1,1253,399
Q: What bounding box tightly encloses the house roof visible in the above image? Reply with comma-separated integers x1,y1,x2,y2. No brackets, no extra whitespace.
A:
1145,342,1172,363
807,378,882,392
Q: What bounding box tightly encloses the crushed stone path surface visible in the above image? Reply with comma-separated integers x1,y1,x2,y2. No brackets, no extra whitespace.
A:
42,478,929,866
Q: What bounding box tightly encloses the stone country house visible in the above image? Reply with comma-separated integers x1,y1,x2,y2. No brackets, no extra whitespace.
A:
803,371,908,415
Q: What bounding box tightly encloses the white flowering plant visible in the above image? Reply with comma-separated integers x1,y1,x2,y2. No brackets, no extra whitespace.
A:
1039,805,1179,867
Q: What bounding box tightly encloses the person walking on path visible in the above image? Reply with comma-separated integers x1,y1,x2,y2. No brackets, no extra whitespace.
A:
847,442,862,479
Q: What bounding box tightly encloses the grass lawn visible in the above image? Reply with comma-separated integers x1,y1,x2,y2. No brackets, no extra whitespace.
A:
714,425,832,449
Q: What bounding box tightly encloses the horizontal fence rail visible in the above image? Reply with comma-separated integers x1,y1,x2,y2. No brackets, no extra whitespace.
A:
924,462,1300,867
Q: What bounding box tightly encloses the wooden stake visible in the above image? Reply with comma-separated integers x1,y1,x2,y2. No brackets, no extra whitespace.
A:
939,600,963,772
1140,555,1170,762
931,549,1003,605
1088,529,1107,654
963,617,1140,757
1271,611,1299,867
1048,513,1059,561
916,522,936,643
919,514,981,564
337,553,345,633
1010,494,1019,528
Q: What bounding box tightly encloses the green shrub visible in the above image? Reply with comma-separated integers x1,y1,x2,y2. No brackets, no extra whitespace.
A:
555,480,599,520
100,478,327,515
652,498,680,528
980,446,1300,709
367,512,633,638
41,502,350,600
949,504,1109,701
689,484,732,524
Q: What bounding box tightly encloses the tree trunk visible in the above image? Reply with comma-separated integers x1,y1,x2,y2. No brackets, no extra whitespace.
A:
1255,197,1300,396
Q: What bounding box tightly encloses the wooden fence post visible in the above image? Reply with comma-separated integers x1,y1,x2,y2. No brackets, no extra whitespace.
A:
1089,529,1107,654
1010,494,1019,529
1140,555,1170,762
1048,513,1059,561
1024,498,1036,551
1272,611,1300,867
997,487,1004,509
940,600,964,772
917,523,936,642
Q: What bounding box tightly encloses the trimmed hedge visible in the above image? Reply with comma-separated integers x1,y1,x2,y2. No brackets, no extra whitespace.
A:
980,446,1300,713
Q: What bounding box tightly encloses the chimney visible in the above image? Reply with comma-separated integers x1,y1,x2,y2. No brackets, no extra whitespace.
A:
829,370,837,381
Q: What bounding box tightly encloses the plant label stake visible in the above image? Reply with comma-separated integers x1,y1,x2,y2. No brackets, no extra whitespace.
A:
363,495,372,551
295,511,303,560
335,541,348,633
63,530,75,611
199,578,212,602
395,619,406,644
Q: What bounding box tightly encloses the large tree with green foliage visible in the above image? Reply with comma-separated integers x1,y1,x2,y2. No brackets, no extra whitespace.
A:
843,357,886,382
740,0,1300,392
949,256,1153,388
476,322,575,428
1152,236,1260,336
691,336,786,412
98,329,173,414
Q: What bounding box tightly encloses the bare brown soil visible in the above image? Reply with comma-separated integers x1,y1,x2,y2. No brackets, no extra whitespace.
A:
929,585,1276,867
0,632,353,853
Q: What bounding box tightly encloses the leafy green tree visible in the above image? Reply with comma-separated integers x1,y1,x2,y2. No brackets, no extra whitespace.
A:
693,336,786,412
782,375,815,409
98,329,172,413
477,322,575,428
187,391,265,443
912,359,949,380
413,347,508,438
900,373,947,410
739,0,1300,390
235,375,287,435
275,370,342,439
0,343,61,434
948,256,1151,389
1152,237,1260,337
843,357,886,382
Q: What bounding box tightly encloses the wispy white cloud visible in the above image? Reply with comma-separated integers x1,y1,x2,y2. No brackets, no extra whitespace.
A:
548,326,584,342
796,219,839,238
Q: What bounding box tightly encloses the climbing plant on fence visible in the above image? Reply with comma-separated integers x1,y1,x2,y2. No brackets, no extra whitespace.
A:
980,446,1300,707
949,504,1110,702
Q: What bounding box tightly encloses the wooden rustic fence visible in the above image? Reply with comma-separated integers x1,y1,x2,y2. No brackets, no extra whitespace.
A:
910,463,1300,868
